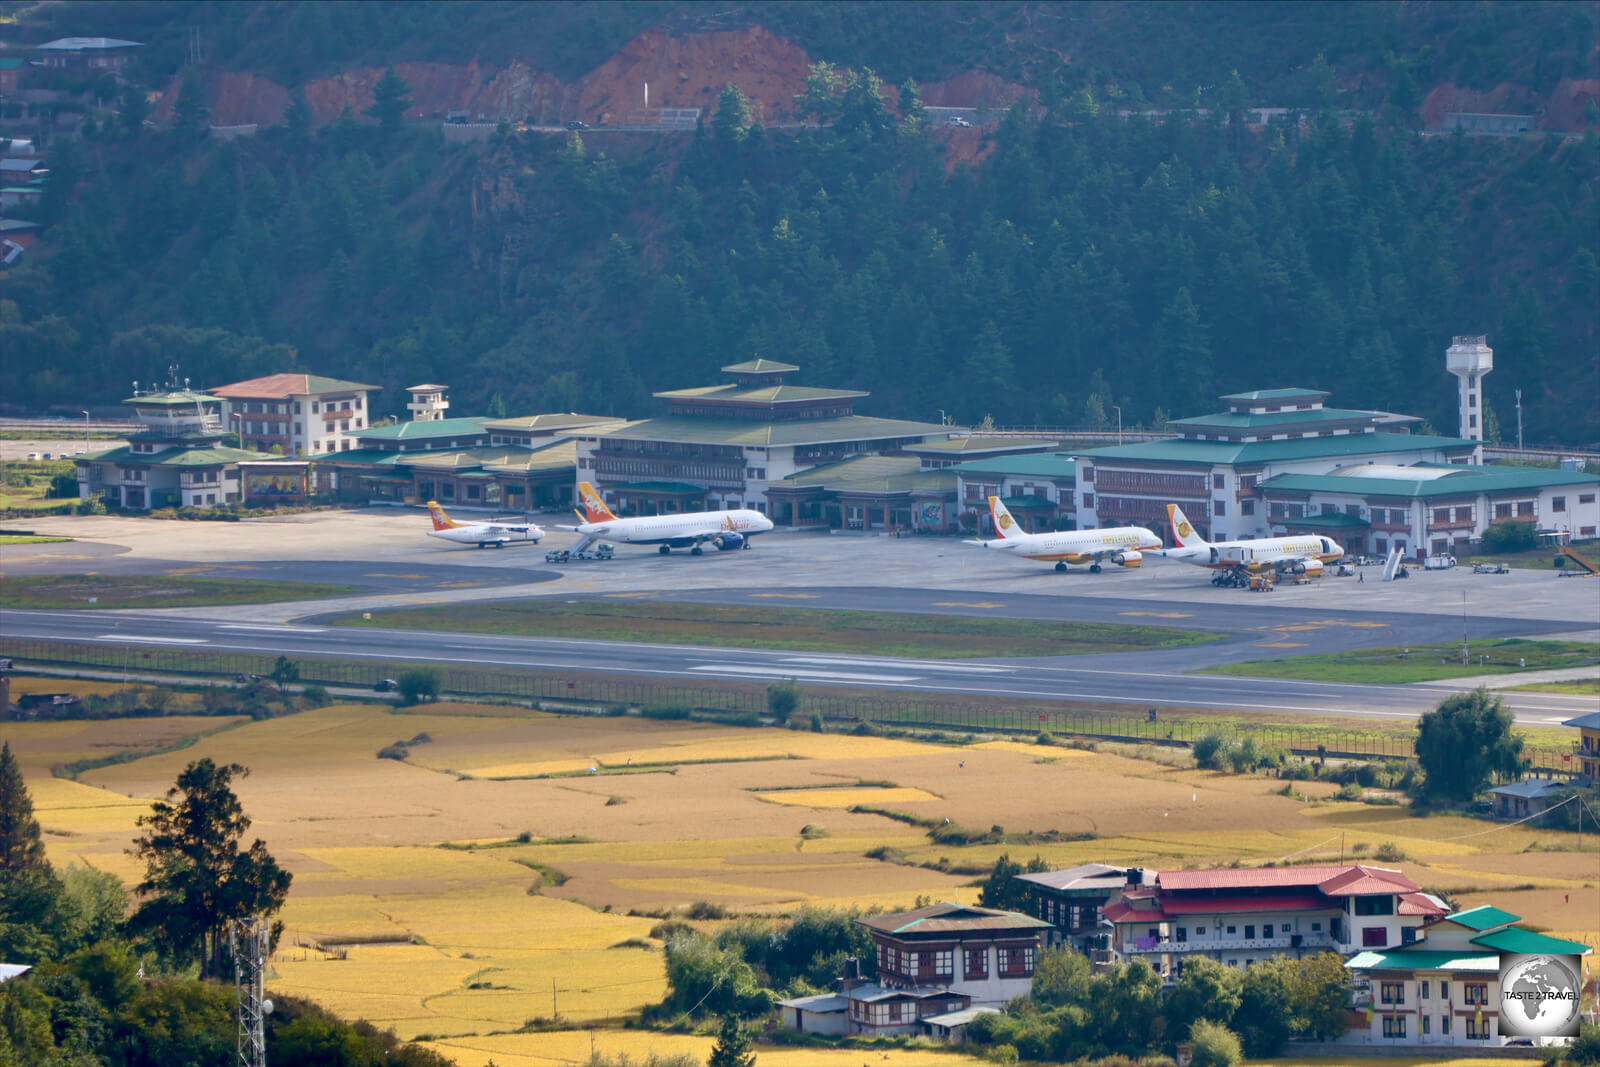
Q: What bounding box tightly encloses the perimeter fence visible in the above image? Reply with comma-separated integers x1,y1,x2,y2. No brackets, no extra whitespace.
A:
0,638,1577,777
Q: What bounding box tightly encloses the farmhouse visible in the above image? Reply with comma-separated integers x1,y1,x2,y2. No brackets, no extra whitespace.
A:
1100,864,1446,978
1013,862,1128,952
1344,906,1591,1048
1569,711,1600,782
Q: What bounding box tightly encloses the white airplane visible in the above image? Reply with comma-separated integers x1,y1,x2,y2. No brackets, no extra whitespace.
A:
965,497,1162,572
558,482,774,555
426,501,544,548
1158,503,1343,580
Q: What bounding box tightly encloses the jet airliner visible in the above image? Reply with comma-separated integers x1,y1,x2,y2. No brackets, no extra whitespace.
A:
1157,503,1343,579
965,497,1162,572
558,482,774,555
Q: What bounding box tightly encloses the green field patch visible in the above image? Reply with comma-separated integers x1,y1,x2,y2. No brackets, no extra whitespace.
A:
0,574,361,609
334,599,1219,659
1199,638,1600,684
0,534,72,545
1510,677,1600,695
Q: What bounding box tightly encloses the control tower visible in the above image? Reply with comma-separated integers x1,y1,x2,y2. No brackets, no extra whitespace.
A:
406,384,449,422
1445,335,1492,463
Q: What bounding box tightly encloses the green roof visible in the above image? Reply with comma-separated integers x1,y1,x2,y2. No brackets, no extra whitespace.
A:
1278,513,1371,528
1220,388,1331,402
356,417,492,441
906,436,1058,454
953,453,1078,479
722,359,799,373
655,384,867,404
999,496,1055,509
482,413,622,432
1346,949,1499,974
1260,465,1599,499
86,444,273,468
1173,408,1386,429
593,414,948,447
1469,927,1593,956
1444,905,1521,932
778,455,956,495
1075,432,1480,468
0,59,26,70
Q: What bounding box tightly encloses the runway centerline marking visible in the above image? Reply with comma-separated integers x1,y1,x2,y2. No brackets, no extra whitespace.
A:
1119,611,1194,618
780,656,1008,675
219,624,327,634
749,593,821,599
92,635,208,644
691,665,918,683
930,601,1004,609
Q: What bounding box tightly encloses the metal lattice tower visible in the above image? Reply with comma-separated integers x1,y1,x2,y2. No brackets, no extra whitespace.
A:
230,917,269,1067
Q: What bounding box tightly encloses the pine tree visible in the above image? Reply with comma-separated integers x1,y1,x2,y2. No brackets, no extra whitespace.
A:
708,1015,756,1067
173,74,210,136
0,742,49,873
285,85,313,140
713,83,753,143
366,68,412,132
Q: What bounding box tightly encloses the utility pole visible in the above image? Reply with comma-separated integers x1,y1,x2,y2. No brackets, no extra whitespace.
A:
230,916,270,1067
1111,405,1122,441
1461,591,1469,666
1515,389,1524,454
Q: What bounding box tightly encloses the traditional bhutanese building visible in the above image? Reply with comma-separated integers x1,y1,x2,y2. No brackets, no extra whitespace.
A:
572,360,955,522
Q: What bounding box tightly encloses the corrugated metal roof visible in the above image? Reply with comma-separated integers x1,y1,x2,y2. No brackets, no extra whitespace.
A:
481,413,623,432
1346,949,1499,973
1442,905,1520,932
1470,928,1593,955
907,436,1056,453
722,359,799,373
1219,388,1331,401
654,384,867,403
1564,712,1600,730
38,37,142,50
953,454,1078,478
1260,465,1599,498
777,455,955,494
1076,432,1479,467
592,414,948,447
1014,863,1128,892
1488,779,1569,799
357,417,492,440
857,902,1051,936
1173,408,1387,429
1157,864,1418,895
208,373,379,397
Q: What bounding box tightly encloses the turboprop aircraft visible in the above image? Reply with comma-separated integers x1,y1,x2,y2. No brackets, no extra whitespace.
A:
558,481,774,555
1157,503,1343,582
965,497,1162,572
426,501,544,548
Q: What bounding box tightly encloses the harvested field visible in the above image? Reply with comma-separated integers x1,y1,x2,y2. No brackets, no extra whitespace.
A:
4,700,1594,1060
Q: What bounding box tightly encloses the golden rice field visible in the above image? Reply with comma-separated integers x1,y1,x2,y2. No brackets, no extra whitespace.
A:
4,701,1595,1065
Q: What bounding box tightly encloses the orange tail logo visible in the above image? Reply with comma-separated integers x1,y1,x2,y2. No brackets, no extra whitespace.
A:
577,482,618,523
427,501,461,530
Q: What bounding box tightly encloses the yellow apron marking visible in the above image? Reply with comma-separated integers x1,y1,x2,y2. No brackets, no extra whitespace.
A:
931,601,1004,609
750,593,821,599
1119,611,1194,619
1258,641,1308,647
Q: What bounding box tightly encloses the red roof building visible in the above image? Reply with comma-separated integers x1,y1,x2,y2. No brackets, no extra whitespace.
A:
207,373,380,457
1102,865,1446,980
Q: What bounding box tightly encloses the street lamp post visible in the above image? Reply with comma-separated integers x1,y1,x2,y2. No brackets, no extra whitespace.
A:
1111,405,1122,441
80,409,89,453
230,412,243,448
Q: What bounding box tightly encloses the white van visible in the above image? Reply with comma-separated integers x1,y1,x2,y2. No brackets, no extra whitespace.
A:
1423,555,1456,570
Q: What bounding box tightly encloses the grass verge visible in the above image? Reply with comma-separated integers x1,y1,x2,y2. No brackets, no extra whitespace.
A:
334,599,1219,659
1198,638,1600,684
1511,678,1600,694
1466,544,1600,571
0,575,361,609
0,534,72,545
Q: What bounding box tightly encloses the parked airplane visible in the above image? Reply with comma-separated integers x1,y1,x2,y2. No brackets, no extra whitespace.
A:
965,497,1162,572
426,501,544,548
558,482,774,555
1158,503,1343,579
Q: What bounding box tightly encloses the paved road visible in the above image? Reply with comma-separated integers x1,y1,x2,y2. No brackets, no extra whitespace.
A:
6,607,1592,728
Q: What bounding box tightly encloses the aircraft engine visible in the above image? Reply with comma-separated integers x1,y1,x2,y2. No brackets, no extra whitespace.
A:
715,532,745,551
1114,550,1143,567
1300,558,1323,574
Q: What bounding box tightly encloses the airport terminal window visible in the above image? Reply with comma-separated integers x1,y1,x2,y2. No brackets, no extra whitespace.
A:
1240,500,1254,516
1495,502,1512,518
1582,494,1596,504
1455,506,1471,522
1517,501,1534,515
1083,494,1094,508
1213,474,1225,489
1383,1016,1406,1039
1214,500,1226,516
1433,508,1451,524
1553,496,1566,512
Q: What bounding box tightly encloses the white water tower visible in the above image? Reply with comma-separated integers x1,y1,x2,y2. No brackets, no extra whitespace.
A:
1445,335,1492,461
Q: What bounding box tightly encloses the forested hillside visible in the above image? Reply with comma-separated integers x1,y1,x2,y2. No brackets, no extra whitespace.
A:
2,2,1597,443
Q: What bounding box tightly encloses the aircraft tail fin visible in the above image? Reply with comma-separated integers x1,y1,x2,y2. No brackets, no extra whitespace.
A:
577,482,618,523
1167,503,1209,549
989,496,1023,539
427,501,464,531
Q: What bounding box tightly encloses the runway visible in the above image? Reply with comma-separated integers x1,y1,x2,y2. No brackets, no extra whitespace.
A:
5,606,1592,728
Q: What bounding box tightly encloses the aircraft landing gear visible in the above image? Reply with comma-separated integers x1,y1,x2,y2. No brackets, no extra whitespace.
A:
691,546,703,555
659,545,671,555
1089,563,1102,574
1055,562,1067,573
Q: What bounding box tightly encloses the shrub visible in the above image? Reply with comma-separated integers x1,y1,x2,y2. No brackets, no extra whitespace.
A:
1193,730,1232,769
851,720,882,736
766,678,801,717
1189,1018,1243,1067
397,668,444,705
300,683,329,706
604,703,629,716
641,705,690,720
1337,782,1363,801
1373,841,1408,862
1480,519,1537,554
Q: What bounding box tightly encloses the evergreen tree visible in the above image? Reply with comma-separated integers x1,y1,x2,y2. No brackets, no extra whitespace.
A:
708,1014,756,1067
366,68,413,132
1415,689,1525,804
129,759,292,979
285,85,313,139
713,83,753,143
173,75,210,136
0,742,48,873
898,78,927,132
